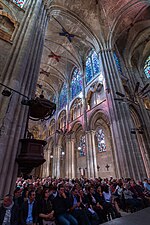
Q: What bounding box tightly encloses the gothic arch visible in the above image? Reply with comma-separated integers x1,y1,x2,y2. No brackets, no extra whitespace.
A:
88,109,116,177
57,110,66,130
70,97,83,121
49,5,102,52
89,109,110,130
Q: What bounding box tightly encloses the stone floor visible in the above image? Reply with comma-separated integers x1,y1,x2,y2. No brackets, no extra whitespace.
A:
102,207,150,225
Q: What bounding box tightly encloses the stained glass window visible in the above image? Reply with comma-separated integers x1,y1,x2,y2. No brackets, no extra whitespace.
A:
113,52,123,75
78,135,86,156
144,56,150,79
71,68,82,100
59,83,67,109
86,50,101,84
13,0,26,7
96,128,106,152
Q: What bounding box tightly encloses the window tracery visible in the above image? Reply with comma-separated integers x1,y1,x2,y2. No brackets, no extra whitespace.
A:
95,128,106,152
71,68,82,100
113,52,123,76
144,56,150,79
59,82,67,109
70,98,82,121
78,135,86,156
86,50,101,84
58,110,66,130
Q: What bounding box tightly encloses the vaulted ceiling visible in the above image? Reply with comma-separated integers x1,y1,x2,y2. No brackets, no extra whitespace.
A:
37,0,150,100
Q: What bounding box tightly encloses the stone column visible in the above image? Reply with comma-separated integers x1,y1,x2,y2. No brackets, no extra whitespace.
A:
100,49,147,179
85,130,98,178
0,0,49,197
46,149,50,177
56,145,61,178
65,137,75,178
81,60,90,178
71,138,75,178
52,146,57,178
65,138,70,178
91,130,98,178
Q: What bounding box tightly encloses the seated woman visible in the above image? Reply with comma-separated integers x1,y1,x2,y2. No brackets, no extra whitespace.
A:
38,188,55,225
102,185,120,220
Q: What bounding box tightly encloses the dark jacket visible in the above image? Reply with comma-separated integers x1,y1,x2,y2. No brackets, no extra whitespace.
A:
20,200,38,225
52,194,71,216
0,203,19,225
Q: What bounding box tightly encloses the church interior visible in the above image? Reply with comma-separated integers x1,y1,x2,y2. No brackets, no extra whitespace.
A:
0,0,150,198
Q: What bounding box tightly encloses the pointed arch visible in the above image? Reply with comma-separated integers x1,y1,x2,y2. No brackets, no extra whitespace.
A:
59,82,67,109
86,50,101,84
70,67,82,100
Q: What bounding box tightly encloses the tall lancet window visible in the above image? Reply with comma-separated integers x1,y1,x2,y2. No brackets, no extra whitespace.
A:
95,128,106,152
113,52,123,76
78,135,86,156
144,56,150,79
71,68,82,100
59,83,67,109
86,50,101,84
13,0,26,7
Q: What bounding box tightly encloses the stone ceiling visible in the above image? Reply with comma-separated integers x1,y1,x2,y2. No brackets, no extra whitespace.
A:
37,0,150,100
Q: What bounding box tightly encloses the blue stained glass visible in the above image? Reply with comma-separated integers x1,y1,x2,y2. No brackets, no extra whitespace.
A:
96,129,106,152
59,83,67,109
71,68,82,100
113,52,123,75
144,56,150,79
85,50,101,84
86,57,93,83
13,0,26,7
92,51,100,75
79,135,86,156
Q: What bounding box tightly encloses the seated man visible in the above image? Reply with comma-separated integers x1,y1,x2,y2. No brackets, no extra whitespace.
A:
20,190,38,225
69,187,92,225
0,194,19,225
52,184,78,225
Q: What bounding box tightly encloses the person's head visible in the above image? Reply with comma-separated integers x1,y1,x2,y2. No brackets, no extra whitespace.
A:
3,194,13,207
130,180,136,187
57,184,65,196
42,188,50,199
64,182,70,192
14,187,22,198
103,185,109,193
28,190,36,202
71,187,79,196
88,186,95,194
96,186,102,193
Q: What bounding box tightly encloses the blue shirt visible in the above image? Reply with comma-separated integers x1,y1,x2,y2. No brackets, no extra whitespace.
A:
26,199,34,223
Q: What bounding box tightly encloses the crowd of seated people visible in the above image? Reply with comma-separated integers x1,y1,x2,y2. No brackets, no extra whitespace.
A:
0,176,150,225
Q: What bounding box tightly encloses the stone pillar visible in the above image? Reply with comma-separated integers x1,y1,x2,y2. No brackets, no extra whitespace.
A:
71,138,75,178
91,130,98,178
100,49,147,179
81,60,90,178
0,0,49,197
56,145,61,178
46,149,50,177
85,131,98,178
65,137,75,178
52,146,57,178
65,138,70,178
